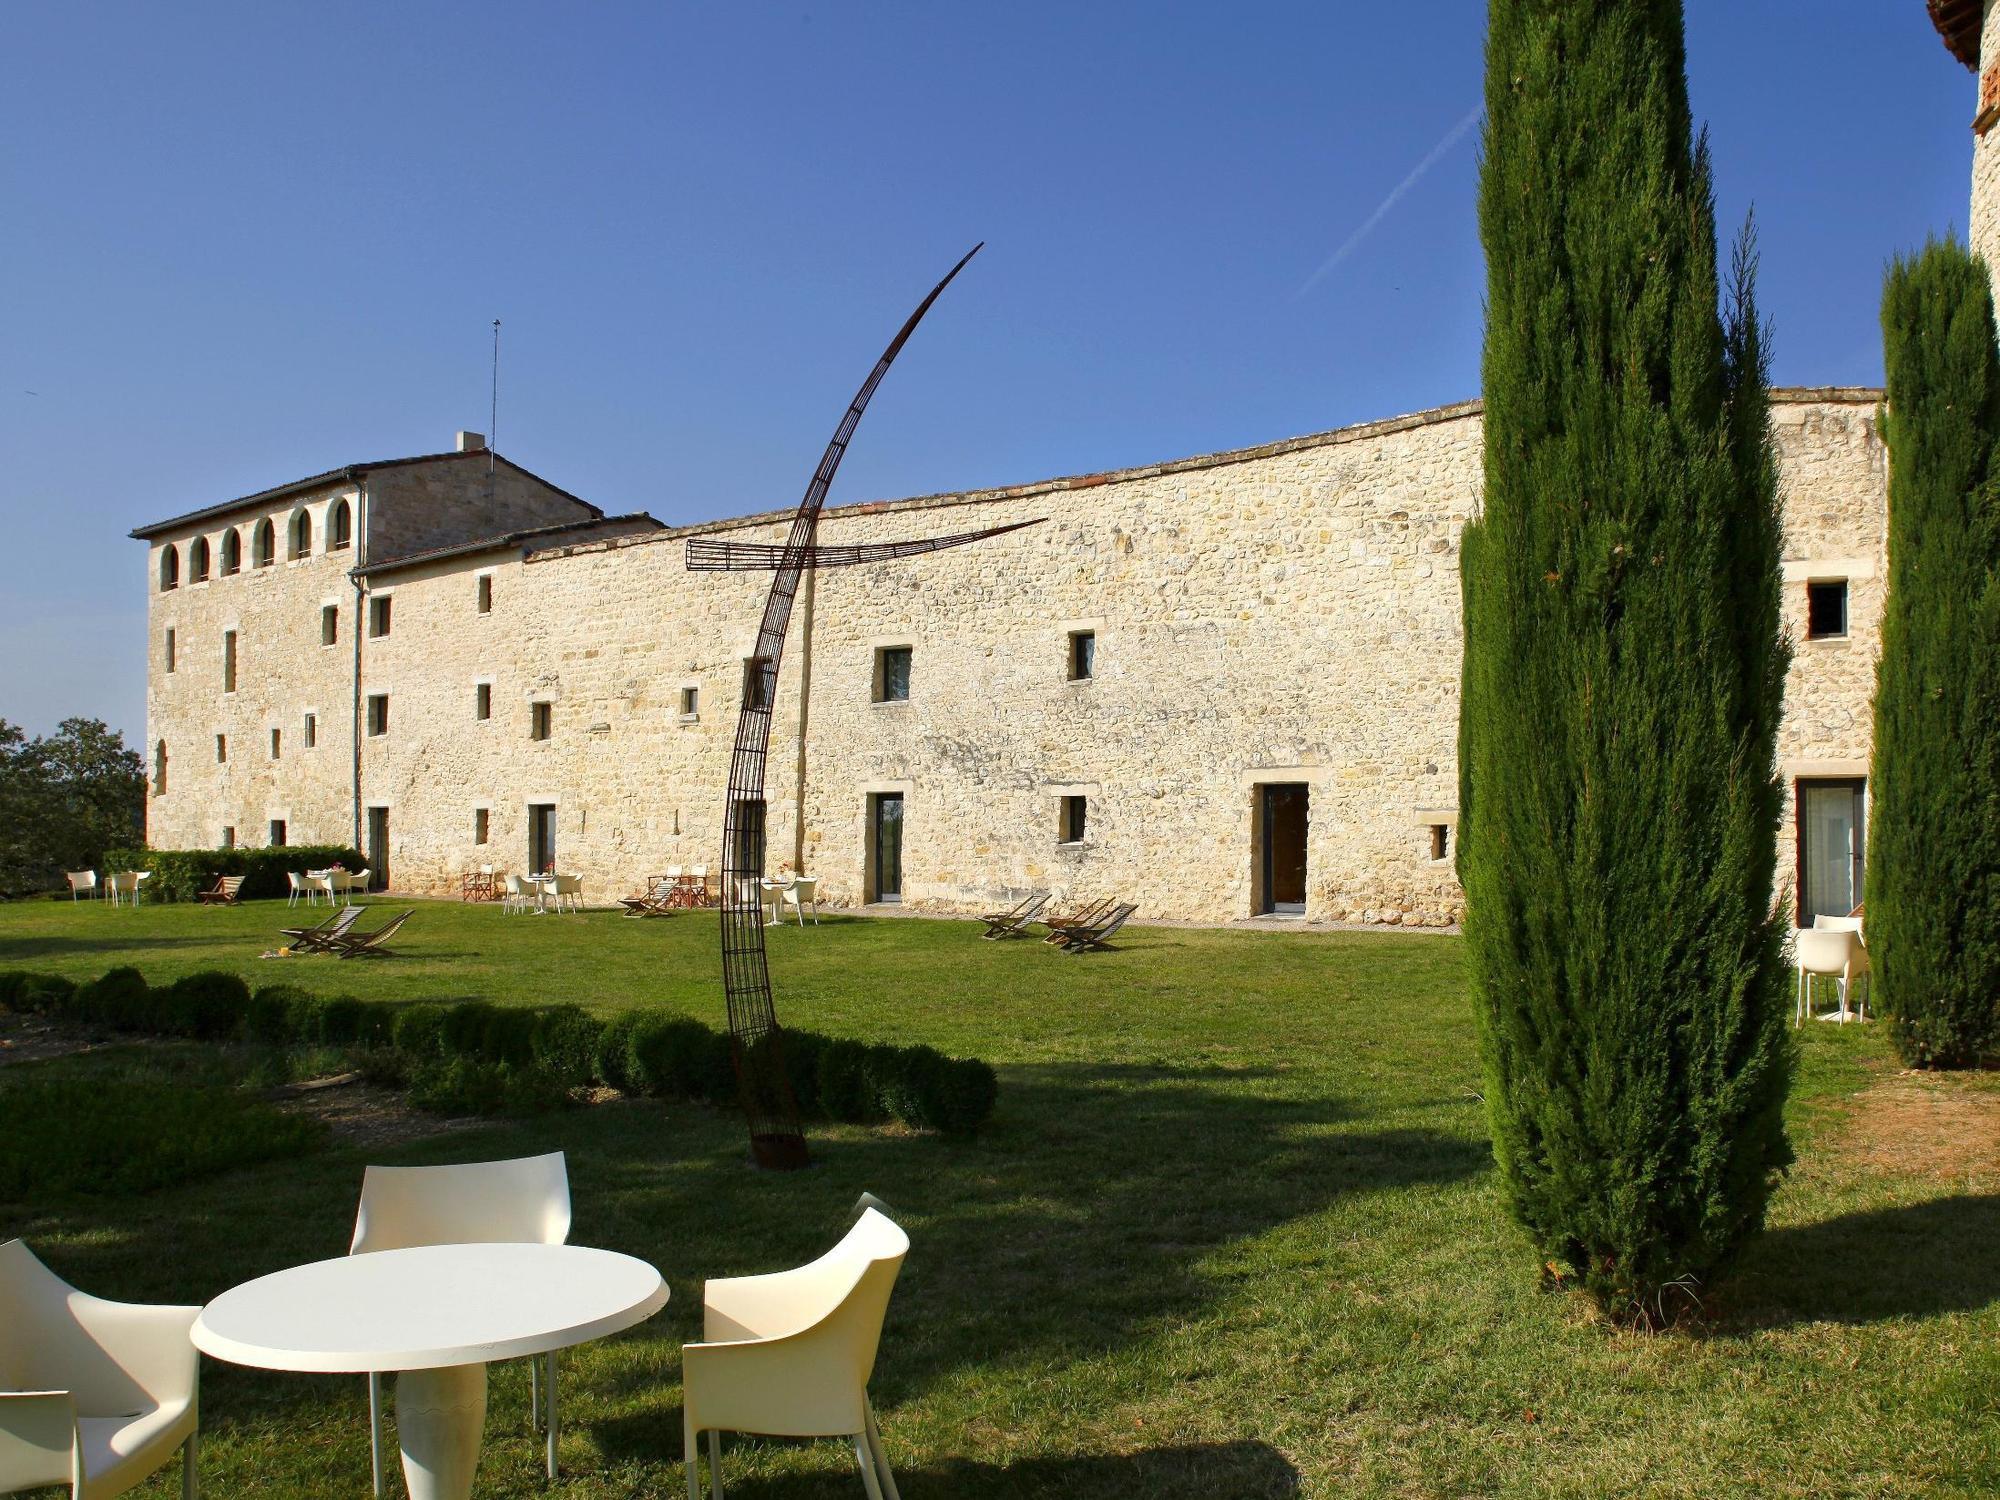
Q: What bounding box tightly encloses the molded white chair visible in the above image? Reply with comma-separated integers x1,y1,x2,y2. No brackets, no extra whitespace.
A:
0,1239,201,1500
107,873,140,908
759,880,789,927
502,874,535,915
1794,927,1862,1025
783,877,820,927
285,871,308,908
344,869,371,904
682,1206,910,1500
65,871,98,902
1813,914,1870,1018
350,1153,572,1492
552,874,583,914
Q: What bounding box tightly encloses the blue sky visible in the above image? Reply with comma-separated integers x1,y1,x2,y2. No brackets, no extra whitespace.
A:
0,2,1975,745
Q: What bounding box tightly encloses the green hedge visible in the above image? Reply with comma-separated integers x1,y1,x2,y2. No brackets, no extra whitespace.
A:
0,966,999,1133
100,844,366,903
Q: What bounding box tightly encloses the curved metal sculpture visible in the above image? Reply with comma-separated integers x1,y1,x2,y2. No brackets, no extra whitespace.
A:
699,244,1044,1169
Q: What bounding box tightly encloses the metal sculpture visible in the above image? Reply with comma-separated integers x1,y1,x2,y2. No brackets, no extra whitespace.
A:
693,244,1043,1169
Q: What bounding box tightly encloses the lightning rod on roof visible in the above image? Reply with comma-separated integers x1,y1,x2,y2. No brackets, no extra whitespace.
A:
489,319,501,473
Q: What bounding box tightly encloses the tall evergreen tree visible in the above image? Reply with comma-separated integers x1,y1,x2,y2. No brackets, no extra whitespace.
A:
1871,240,2000,1068
1458,0,1793,1320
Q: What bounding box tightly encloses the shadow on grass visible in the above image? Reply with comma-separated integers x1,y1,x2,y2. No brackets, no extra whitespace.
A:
1727,1193,2000,1328
0,934,219,960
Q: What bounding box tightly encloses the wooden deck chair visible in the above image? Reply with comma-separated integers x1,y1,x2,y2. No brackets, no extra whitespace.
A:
278,904,362,952
196,874,245,905
1060,903,1137,954
980,891,1050,939
1040,896,1111,944
329,910,414,959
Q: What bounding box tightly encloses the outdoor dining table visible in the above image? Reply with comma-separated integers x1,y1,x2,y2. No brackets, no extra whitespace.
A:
191,1242,668,1500
524,873,557,913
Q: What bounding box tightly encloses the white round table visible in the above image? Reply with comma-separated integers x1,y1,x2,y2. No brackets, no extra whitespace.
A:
192,1243,668,1500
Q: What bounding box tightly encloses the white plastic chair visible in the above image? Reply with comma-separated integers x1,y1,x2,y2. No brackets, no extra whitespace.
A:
784,877,820,927
0,1239,201,1500
65,871,98,902
107,873,140,908
350,1153,572,1491
501,874,534,915
552,874,583,914
682,1206,910,1500
285,871,307,908
132,872,151,904
345,869,371,905
1794,927,1862,1025
759,880,789,927
1813,915,1869,1018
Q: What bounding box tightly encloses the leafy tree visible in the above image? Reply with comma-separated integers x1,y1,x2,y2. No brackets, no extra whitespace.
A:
0,718,145,896
1458,0,1793,1320
1870,239,2000,1067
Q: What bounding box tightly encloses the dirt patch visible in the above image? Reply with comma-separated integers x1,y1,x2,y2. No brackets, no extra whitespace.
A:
1834,1073,2000,1183
269,1073,470,1150
0,1013,128,1065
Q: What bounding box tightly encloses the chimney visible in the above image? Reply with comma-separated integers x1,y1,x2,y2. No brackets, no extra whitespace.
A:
456,430,487,453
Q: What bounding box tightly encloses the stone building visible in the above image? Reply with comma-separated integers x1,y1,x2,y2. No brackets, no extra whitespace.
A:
137,390,1888,928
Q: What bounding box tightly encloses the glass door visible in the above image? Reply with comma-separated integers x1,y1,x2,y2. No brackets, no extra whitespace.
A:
365,807,387,891
528,802,557,876
1798,779,1865,924
870,793,904,903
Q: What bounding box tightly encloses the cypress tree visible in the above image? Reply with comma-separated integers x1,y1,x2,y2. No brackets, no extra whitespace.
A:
1870,240,2000,1068
1459,0,1793,1320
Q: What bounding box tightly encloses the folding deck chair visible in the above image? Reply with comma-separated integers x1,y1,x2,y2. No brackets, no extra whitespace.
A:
1039,896,1112,944
278,904,363,953
1058,903,1137,954
196,874,246,905
980,891,1050,939
329,910,414,959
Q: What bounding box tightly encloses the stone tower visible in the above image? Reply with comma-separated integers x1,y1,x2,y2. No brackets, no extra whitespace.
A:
1931,0,2000,302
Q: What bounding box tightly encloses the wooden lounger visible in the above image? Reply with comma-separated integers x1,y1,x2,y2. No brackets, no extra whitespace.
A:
278,905,362,953
196,874,246,905
1039,897,1112,944
329,910,414,959
1059,903,1137,954
979,891,1050,939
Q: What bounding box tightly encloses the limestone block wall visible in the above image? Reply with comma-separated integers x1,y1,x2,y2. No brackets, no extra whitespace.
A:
1975,2,2000,308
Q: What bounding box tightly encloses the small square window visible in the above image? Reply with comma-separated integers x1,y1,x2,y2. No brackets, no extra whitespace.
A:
1806,579,1848,640
679,686,699,720
874,646,912,703
530,702,552,741
304,713,317,749
270,727,281,760
475,807,490,845
221,826,235,850
477,575,493,614
476,683,492,721
1428,824,1451,862
269,819,287,848
743,657,772,712
1068,630,1096,681
321,605,338,647
215,734,227,764
369,595,392,638
367,695,388,736
1059,794,1088,844
164,627,176,673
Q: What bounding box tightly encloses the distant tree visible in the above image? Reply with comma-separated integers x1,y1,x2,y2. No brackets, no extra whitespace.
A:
0,718,145,896
1458,0,1793,1320
1870,239,2000,1067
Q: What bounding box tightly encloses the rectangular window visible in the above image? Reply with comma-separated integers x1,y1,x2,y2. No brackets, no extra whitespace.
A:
1806,579,1848,640
1068,630,1096,681
1059,794,1088,844
475,807,490,845
1798,778,1867,925
321,604,338,647
367,695,388,736
476,683,492,721
368,595,392,638
731,796,767,878
222,630,237,693
1429,824,1450,862
304,713,317,749
221,826,235,850
742,657,771,712
874,645,912,703
214,734,227,763
164,627,176,673
530,701,552,740
679,686,699,720
269,819,287,848
477,575,493,613
270,727,281,760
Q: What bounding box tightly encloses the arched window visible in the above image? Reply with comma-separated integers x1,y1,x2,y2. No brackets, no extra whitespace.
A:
253,518,275,568
159,545,180,592
290,509,312,560
329,497,352,550
153,740,168,794
189,536,211,582
221,529,241,575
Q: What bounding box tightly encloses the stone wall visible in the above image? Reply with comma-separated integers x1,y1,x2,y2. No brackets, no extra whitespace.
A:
362,457,599,565
1975,2,2000,308
203,388,1891,927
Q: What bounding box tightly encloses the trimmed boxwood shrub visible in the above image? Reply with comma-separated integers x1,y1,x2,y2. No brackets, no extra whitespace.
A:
594,1012,644,1093
316,995,367,1047
816,1038,879,1123
244,984,304,1046
100,844,366,904
478,1006,540,1068
408,1058,570,1118
439,1001,499,1061
391,1003,450,1060
532,1006,604,1087
625,1016,716,1099
161,971,248,1040
75,967,150,1031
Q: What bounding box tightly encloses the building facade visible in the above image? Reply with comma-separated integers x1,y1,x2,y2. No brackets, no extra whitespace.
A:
138,391,1887,927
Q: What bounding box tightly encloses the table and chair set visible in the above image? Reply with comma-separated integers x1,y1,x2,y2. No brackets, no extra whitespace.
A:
618,867,714,918
1,1152,912,1500
287,868,371,907
64,870,151,906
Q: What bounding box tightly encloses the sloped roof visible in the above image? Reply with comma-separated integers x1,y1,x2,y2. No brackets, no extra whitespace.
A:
1930,0,1981,69
354,512,662,578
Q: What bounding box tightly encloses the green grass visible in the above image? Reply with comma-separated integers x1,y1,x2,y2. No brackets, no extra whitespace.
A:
1,898,1996,1497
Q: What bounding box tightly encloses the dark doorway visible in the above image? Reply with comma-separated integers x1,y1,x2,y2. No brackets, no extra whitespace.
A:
869,793,904,903
1797,778,1866,925
528,802,557,875
365,807,388,891
1258,784,1309,915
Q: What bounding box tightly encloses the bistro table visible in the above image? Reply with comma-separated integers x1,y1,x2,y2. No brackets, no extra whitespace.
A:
192,1242,668,1500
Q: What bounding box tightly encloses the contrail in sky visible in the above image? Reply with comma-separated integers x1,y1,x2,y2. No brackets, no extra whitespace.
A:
1295,104,1483,299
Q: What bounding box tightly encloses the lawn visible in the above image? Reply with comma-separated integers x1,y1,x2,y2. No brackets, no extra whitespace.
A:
2,897,1996,1497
